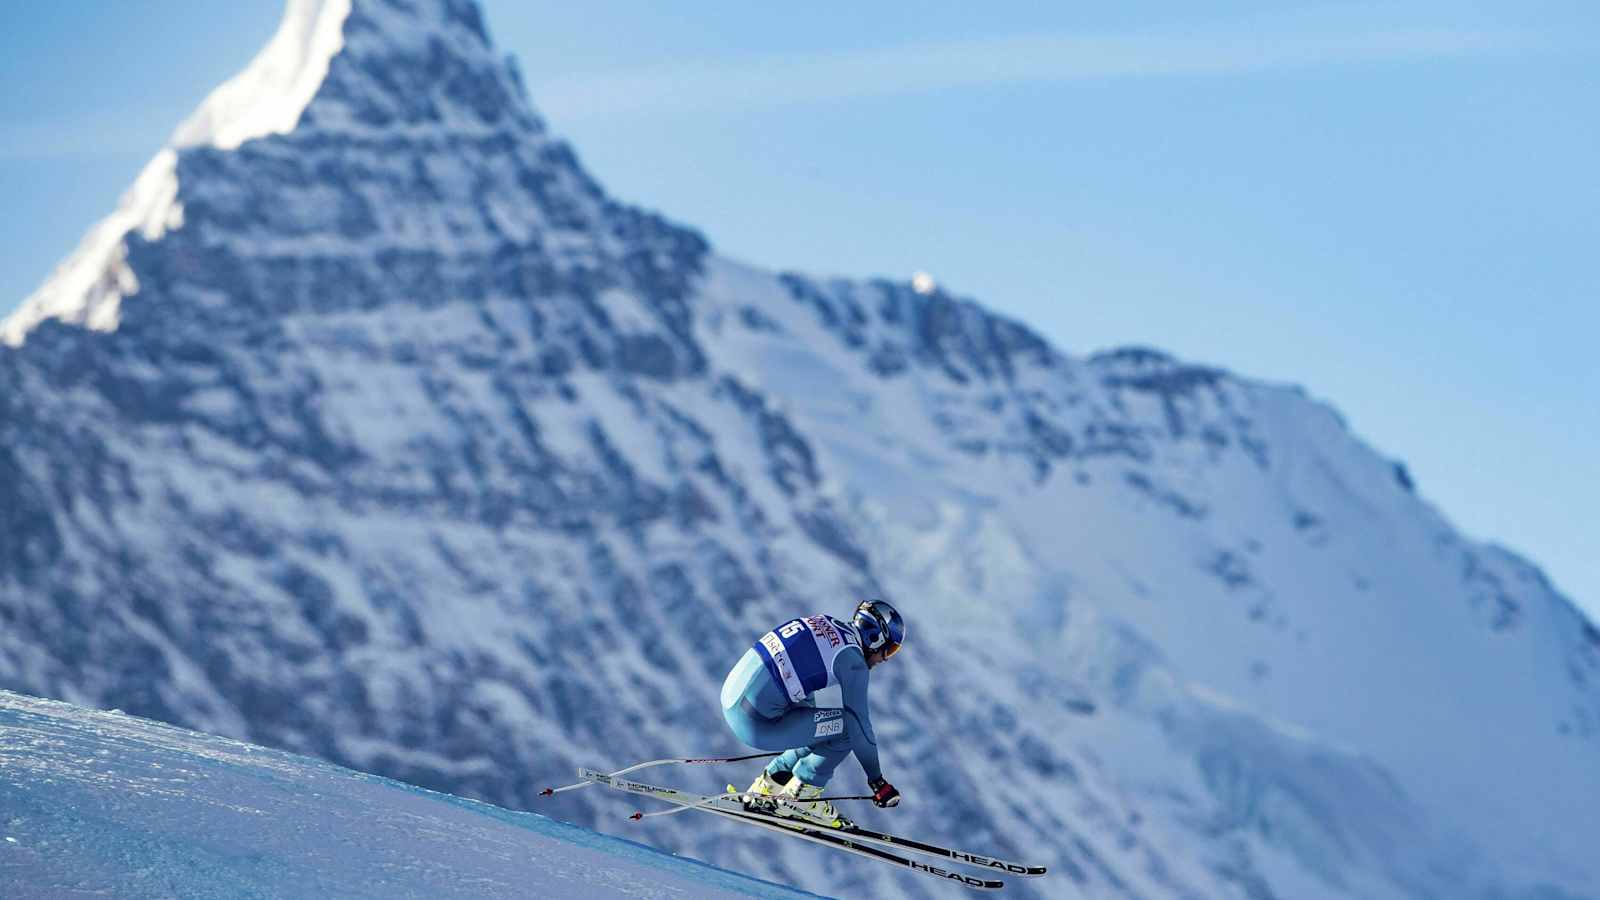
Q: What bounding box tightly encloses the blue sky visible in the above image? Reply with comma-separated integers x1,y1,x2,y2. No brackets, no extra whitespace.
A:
2,2,1596,621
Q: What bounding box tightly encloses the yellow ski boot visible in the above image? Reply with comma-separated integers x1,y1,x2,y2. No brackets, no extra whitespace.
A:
778,778,851,829
735,769,786,813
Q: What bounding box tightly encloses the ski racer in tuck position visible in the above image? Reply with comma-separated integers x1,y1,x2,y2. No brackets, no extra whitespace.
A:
720,599,906,828
549,596,1046,889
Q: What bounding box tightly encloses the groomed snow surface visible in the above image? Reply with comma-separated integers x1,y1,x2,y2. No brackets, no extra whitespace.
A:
0,690,820,900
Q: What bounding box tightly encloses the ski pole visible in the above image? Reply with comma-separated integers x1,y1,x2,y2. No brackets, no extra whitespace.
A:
631,791,753,820
541,752,781,797
628,791,877,820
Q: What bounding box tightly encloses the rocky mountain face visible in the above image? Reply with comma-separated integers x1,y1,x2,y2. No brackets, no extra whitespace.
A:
2,2,1597,898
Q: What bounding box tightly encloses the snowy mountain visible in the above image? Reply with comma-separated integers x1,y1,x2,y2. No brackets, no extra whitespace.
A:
2,1,1597,898
0,689,820,900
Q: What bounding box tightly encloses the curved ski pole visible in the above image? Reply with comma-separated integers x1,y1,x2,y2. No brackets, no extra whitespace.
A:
541,752,781,797
629,788,877,820
631,790,754,820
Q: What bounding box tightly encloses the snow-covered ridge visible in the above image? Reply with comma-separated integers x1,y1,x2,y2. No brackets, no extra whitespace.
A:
1,0,355,348
169,0,351,151
0,150,180,346
0,0,519,348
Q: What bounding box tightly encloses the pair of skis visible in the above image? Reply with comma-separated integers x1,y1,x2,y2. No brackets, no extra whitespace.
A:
544,755,1046,892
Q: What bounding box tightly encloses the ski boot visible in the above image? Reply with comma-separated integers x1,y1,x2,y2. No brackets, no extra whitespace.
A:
777,778,851,829
737,768,788,813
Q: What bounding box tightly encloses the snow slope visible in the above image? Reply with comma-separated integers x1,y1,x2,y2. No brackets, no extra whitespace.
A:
0,689,820,900
0,1,1596,898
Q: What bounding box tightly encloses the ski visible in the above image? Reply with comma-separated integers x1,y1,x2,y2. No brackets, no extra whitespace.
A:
573,767,1045,877
727,785,1048,879
578,768,1007,891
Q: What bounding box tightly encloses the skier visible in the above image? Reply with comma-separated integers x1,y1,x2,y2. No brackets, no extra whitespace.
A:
720,599,906,828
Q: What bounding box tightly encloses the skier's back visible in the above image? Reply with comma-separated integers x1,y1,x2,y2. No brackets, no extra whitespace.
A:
720,599,906,828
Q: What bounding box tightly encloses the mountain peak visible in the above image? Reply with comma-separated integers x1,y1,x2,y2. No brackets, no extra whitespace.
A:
1,0,542,347
285,0,536,138
172,0,518,151
169,0,351,151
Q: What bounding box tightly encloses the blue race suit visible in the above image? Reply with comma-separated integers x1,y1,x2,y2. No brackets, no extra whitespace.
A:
720,613,880,788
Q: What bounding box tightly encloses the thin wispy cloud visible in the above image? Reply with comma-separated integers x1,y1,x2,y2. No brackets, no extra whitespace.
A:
0,21,1557,159
533,26,1546,123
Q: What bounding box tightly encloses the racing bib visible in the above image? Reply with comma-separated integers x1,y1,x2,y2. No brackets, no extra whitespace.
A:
753,614,861,704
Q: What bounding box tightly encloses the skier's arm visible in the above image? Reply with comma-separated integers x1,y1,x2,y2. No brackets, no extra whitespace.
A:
834,648,882,782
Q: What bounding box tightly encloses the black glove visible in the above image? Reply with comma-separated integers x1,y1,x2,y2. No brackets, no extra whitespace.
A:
869,777,901,808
